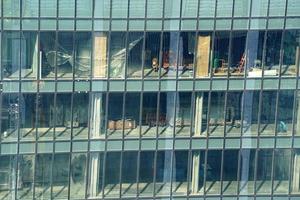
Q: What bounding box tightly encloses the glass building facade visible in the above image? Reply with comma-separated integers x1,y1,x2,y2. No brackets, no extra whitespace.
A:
0,0,300,199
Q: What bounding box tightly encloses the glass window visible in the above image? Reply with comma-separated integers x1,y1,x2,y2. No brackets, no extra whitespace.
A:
246,31,265,77
295,92,300,136
292,149,300,194
109,32,127,78
144,32,161,78
212,32,230,77
94,0,110,18
242,91,260,136
55,93,72,140
21,32,39,79
189,151,205,195
129,0,145,18
199,0,216,18
282,30,300,77
73,93,89,139
155,151,172,196
3,0,20,17
22,0,38,17
161,32,180,78
35,154,52,199
182,0,198,18
75,32,92,78
205,150,222,195
256,149,272,194
104,152,121,198
209,92,225,137
172,151,188,196
193,92,209,136
127,32,144,78
264,31,282,76
1,94,19,142
222,150,239,195
107,93,123,138
175,92,192,137
273,149,291,194
121,152,138,197
40,32,56,79
19,94,37,140
287,0,300,16
111,0,128,18
77,0,93,18
277,90,294,136
251,0,268,17
17,155,34,199
139,151,155,196
90,93,106,138
124,93,141,137
93,32,108,78
40,0,57,17
2,32,21,79
141,93,158,137
230,31,247,77
178,32,195,78
269,0,286,16
217,0,233,17
70,153,87,199
164,0,180,18
158,92,176,137
239,149,256,195
59,0,75,18
259,91,277,136
52,154,70,199
234,0,250,17
195,32,213,78
147,0,163,18
57,32,74,78
0,156,17,200
226,92,243,137
37,94,54,140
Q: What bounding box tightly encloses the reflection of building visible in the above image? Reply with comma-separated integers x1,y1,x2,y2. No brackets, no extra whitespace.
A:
0,0,300,199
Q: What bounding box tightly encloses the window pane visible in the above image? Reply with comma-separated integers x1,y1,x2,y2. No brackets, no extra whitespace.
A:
124,93,140,137
199,0,216,18
193,92,209,136
217,0,233,17
277,90,294,136
234,0,250,17
1,94,19,142
209,92,225,137
239,149,256,195
52,154,70,199
158,92,176,137
242,91,259,136
2,32,20,79
292,149,300,194
20,94,37,140
259,91,277,136
40,0,57,17
273,149,291,194
162,32,179,78
164,0,181,18
107,93,123,138
205,150,222,195
226,92,243,136
127,32,144,78
35,154,52,199
37,94,54,140
147,0,163,18
129,0,145,18
40,32,56,79
93,32,108,78
73,93,89,139
144,32,161,78
156,151,172,196
17,155,34,199
178,32,195,78
94,0,110,18
264,31,282,76
21,32,38,79
172,151,188,196
57,32,74,78
121,152,138,197
282,30,300,77
222,150,239,195
251,0,268,17
22,0,38,17
0,156,17,199
213,32,230,77
88,153,104,198
90,93,106,138
77,0,93,18
287,0,300,16
75,32,92,78
175,92,192,137
55,93,72,140
189,151,205,195
109,32,127,78
111,0,128,18
230,31,247,76
104,152,121,198
3,0,20,17
269,0,286,16
70,153,87,199
59,0,75,17
182,0,198,18
139,151,155,196
256,150,272,194
141,93,158,137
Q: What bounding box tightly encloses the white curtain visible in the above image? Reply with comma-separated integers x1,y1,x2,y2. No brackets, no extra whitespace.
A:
293,153,300,192
194,93,203,136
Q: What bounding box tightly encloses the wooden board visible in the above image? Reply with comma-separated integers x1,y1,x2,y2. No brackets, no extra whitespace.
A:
93,33,107,77
196,35,211,77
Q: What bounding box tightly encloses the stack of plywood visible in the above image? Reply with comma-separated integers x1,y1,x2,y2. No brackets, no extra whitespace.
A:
196,35,211,77
93,33,107,78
